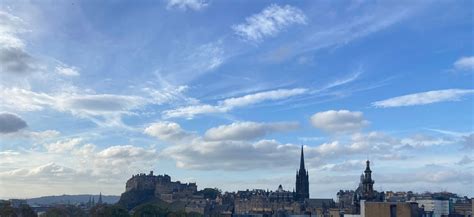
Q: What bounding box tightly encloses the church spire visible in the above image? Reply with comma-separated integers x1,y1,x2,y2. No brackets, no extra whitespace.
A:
299,145,305,171
295,145,309,201
365,160,371,172
98,192,103,204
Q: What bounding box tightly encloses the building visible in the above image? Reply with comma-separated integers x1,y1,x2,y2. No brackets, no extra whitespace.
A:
416,199,449,217
362,201,423,217
124,171,197,203
295,146,309,201
336,160,384,215
451,198,473,217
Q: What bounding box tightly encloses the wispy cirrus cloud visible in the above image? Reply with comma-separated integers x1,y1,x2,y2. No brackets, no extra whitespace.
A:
372,89,474,108
166,0,209,11
55,65,80,76
0,87,147,126
232,4,307,42
162,88,307,119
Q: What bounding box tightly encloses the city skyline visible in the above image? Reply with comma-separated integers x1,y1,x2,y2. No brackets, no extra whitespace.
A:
0,0,473,199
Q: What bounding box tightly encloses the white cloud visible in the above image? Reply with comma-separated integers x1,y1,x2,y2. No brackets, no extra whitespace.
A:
310,110,369,133
372,89,474,108
400,134,454,148
0,162,78,179
55,65,80,76
166,0,208,11
0,87,149,126
313,141,341,155
143,85,196,105
232,4,307,42
163,88,307,119
96,145,157,162
454,56,474,71
0,140,159,196
161,138,302,170
0,11,27,49
204,121,299,141
321,160,365,172
144,121,195,142
44,138,83,153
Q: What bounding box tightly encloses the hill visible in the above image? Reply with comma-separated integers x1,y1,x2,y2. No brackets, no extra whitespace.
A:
26,194,120,205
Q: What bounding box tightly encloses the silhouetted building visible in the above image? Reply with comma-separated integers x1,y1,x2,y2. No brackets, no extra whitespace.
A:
295,146,309,201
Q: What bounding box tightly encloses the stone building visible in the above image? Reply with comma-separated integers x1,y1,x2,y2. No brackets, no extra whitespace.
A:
362,201,423,217
121,171,198,206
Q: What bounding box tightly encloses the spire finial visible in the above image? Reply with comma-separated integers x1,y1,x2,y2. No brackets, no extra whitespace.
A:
299,145,305,171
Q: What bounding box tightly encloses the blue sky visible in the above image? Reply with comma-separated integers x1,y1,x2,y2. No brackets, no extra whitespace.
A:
0,0,473,199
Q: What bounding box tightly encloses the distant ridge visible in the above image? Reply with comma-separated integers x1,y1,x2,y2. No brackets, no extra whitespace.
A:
26,194,120,205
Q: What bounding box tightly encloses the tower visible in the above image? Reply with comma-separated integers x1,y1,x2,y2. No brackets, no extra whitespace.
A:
362,160,375,199
98,192,103,205
295,146,309,201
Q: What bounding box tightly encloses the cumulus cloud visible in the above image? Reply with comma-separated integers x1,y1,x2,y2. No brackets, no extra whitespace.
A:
310,110,369,133
0,113,27,133
372,89,474,108
44,138,82,153
144,121,195,142
204,121,299,141
161,139,302,170
454,56,474,71
96,145,157,166
166,0,208,11
0,162,78,180
149,120,445,171
163,88,307,119
0,140,158,189
232,4,307,42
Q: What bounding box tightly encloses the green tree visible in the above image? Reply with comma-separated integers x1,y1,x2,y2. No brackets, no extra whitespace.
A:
0,202,17,217
40,205,86,217
132,203,168,217
196,188,221,200
18,204,38,217
89,204,130,217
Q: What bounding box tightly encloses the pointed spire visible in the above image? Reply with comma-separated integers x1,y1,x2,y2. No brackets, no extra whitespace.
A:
365,160,371,172
299,145,305,171
98,192,103,204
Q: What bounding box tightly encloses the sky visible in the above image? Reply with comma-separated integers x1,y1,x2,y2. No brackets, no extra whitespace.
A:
0,0,473,199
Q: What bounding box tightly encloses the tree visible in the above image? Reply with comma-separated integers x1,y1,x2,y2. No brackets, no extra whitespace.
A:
0,202,17,217
40,205,86,217
89,204,130,217
132,203,168,217
196,188,221,200
18,204,38,217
